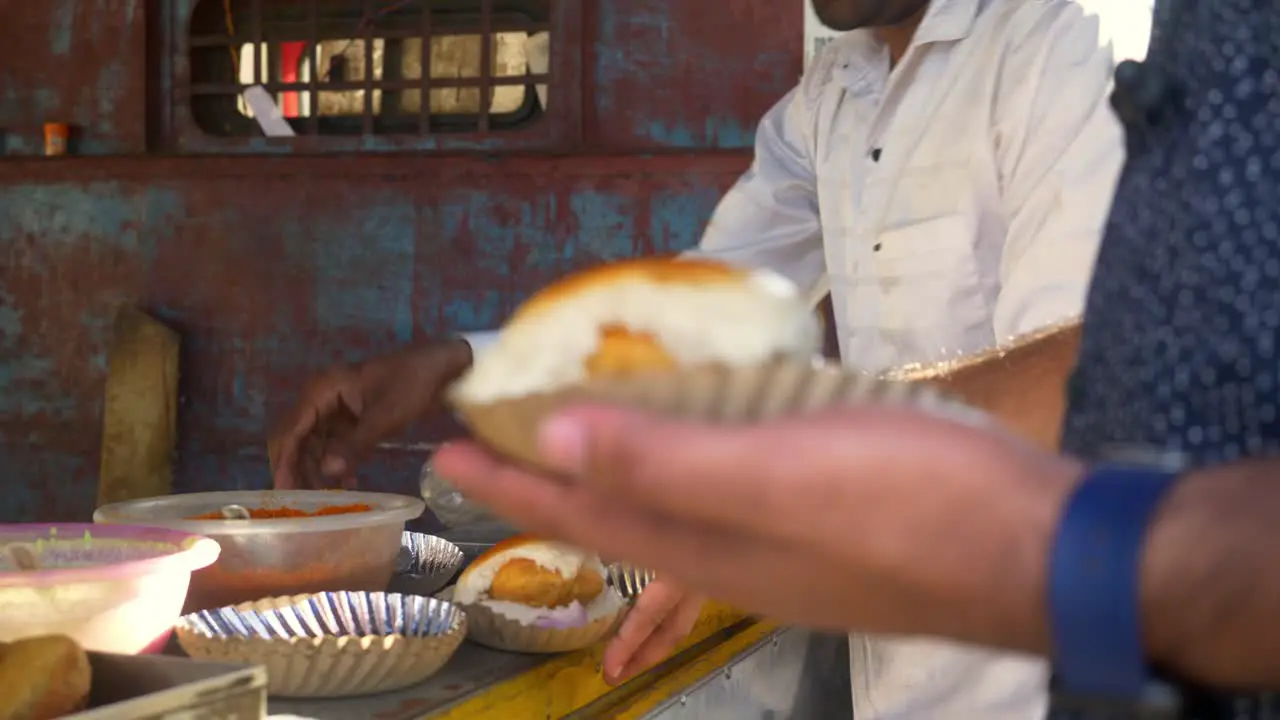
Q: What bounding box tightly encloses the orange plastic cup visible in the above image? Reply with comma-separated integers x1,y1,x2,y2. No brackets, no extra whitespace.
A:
43,122,69,156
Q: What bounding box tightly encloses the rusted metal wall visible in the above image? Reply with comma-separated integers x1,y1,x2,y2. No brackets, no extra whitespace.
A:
0,1,802,522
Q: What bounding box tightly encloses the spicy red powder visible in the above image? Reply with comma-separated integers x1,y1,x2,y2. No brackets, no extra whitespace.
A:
187,503,373,520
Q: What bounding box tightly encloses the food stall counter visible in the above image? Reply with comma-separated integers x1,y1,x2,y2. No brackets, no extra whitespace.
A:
266,602,764,719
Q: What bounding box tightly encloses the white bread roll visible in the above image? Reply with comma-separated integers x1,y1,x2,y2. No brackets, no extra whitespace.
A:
453,536,614,627
452,257,822,404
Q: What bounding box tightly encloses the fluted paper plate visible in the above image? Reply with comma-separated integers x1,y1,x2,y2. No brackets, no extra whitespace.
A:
451,356,989,472
387,532,465,597
437,586,626,654
175,591,466,698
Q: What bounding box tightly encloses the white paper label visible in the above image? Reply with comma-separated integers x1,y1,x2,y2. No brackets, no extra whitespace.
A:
803,2,843,72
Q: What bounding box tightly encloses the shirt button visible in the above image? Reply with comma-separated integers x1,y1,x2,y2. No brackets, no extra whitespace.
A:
1110,59,1174,132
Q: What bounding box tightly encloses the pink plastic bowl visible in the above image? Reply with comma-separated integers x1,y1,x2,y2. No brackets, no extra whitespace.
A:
0,523,221,654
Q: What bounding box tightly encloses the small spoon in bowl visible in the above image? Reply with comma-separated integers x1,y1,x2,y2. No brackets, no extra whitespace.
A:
4,543,41,571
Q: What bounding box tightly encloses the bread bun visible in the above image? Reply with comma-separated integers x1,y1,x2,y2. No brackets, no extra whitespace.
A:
452,256,821,403
454,536,606,609
0,634,92,720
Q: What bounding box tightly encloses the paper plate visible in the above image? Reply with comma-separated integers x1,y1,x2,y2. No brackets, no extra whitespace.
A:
437,586,625,654
175,591,465,698
452,356,986,472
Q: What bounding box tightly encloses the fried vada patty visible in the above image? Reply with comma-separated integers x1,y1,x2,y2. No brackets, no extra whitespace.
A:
0,634,92,720
487,557,605,608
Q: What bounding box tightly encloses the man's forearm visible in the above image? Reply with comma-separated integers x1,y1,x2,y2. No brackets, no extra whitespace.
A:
930,322,1082,451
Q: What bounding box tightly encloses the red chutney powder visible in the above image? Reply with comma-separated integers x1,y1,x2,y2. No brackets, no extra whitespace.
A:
186,502,374,520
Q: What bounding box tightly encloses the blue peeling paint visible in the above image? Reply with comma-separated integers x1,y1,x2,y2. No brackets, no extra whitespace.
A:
47,4,75,56
442,291,503,333
569,191,637,260
0,183,184,420
704,117,755,149
0,442,89,522
649,188,722,253
94,63,124,136
596,0,768,150
311,199,416,345
0,289,22,340
242,132,513,155
0,182,179,256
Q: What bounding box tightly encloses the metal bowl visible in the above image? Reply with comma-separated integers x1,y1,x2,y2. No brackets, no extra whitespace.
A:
93,490,424,612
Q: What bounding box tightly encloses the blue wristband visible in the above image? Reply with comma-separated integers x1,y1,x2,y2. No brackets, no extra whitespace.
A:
1048,463,1182,698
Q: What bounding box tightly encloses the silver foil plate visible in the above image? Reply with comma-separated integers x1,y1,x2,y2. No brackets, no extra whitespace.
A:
606,563,655,602
388,531,466,597
178,590,463,640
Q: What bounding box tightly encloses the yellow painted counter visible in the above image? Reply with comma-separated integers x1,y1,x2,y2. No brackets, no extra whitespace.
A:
269,601,769,720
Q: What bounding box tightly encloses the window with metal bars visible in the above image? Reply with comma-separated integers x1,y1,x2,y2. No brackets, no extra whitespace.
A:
187,0,550,137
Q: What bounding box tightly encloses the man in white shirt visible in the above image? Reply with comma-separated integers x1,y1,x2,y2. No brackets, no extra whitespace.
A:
270,0,1126,716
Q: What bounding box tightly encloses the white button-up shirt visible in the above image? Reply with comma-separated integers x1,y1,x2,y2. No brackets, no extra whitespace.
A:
696,0,1123,374
461,0,1131,717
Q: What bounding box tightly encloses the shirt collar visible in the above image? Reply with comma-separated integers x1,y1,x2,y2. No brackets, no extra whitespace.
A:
832,0,985,92
912,0,984,46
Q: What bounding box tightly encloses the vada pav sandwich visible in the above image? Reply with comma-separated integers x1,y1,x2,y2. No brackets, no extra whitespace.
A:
449,256,832,469
0,634,92,720
449,536,625,653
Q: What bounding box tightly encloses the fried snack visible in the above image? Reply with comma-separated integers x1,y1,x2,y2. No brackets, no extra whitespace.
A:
454,536,607,610
448,257,823,470
0,634,92,720
452,256,821,405
450,536,625,652
488,557,605,608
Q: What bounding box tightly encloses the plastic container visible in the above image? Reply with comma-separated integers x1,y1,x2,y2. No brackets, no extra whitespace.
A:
43,122,69,156
93,490,424,612
419,458,501,529
0,523,221,654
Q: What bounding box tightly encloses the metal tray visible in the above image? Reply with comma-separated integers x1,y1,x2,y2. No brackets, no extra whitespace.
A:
73,651,266,719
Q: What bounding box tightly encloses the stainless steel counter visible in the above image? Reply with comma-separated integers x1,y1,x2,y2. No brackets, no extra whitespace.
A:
629,628,852,720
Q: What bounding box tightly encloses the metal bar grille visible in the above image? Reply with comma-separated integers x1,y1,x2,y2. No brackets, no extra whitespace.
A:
188,0,551,138
307,0,320,134
418,4,432,134
191,76,545,94
361,0,375,134
190,19,548,46
250,0,263,85
478,0,493,132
